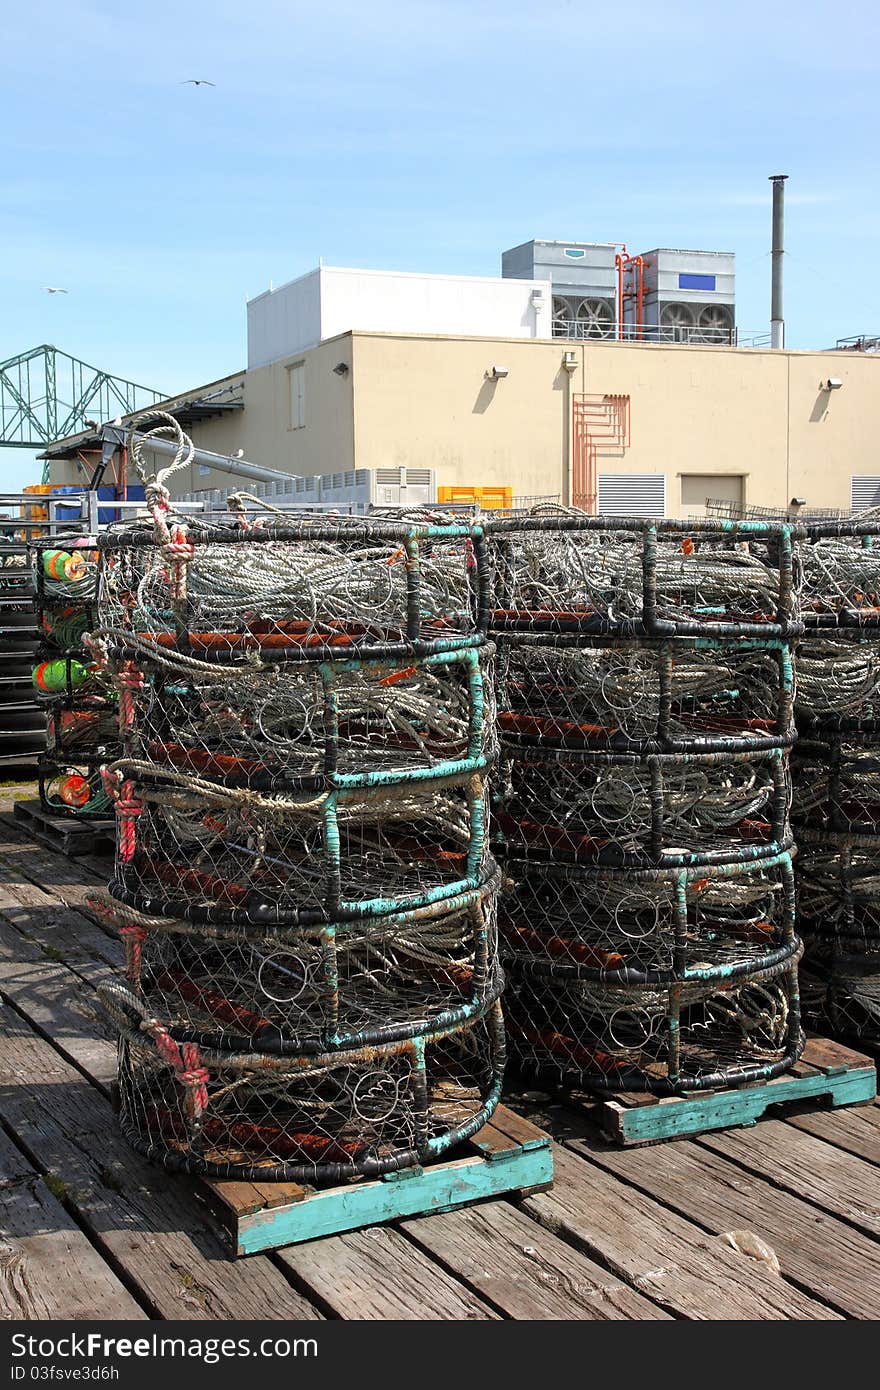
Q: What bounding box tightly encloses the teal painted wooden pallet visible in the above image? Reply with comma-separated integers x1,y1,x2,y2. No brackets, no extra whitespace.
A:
202,1105,554,1257
591,1036,877,1147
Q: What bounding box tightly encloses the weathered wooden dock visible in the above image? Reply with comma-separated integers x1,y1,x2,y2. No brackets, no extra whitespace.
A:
0,778,878,1322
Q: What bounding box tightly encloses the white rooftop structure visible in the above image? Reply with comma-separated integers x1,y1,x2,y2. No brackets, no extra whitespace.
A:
247,264,554,368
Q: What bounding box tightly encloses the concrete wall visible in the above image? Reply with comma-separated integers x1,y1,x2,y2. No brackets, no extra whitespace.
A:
350,333,880,513
175,338,355,495
45,335,880,516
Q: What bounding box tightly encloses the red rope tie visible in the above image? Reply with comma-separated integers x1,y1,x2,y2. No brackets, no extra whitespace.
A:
119,924,148,984
143,1024,209,1121
115,778,143,862
163,524,195,601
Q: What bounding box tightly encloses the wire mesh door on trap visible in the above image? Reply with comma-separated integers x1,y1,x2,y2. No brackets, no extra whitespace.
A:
484,512,802,1094
92,448,505,1179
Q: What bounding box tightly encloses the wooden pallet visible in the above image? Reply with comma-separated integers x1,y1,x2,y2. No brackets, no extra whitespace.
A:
589,1036,877,1147
202,1104,554,1257
13,798,114,858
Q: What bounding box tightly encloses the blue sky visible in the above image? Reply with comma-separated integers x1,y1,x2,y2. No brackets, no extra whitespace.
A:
2,0,878,487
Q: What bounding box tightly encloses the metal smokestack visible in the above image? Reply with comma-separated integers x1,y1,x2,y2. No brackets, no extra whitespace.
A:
770,174,788,349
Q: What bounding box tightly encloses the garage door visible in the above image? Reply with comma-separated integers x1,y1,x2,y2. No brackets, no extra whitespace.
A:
680,474,744,518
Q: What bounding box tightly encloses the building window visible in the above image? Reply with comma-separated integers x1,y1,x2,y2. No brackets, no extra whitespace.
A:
288,362,305,429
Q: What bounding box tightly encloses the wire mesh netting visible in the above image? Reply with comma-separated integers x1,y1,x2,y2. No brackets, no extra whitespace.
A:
488,511,800,637
495,636,794,752
91,873,502,1054
793,522,880,1044
97,513,491,652
101,982,505,1181
92,436,504,1178
31,542,118,819
484,511,803,1091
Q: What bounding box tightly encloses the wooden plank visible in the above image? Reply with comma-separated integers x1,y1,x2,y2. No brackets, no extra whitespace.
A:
0,1124,145,1321
0,829,113,913
402,1198,671,1320
784,1103,880,1167
207,1180,308,1219
522,1145,840,1319
277,1226,499,1320
231,1144,554,1256
0,870,123,976
572,1130,880,1320
0,1001,322,1321
700,1120,880,1240
469,1120,519,1158
483,1104,549,1148
0,914,117,1087
802,1035,871,1072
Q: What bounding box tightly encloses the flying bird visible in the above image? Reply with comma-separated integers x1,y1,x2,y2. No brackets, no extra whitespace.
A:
43,286,68,294
180,79,216,86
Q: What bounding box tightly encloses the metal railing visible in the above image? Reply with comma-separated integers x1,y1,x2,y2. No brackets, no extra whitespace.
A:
551,320,736,346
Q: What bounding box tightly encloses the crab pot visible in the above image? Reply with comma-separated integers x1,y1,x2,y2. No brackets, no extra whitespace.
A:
97,516,492,651
102,869,502,1054
107,994,506,1181
485,514,800,639
109,770,493,927
112,643,497,791
495,634,794,754
792,519,880,1046
497,745,791,869
485,513,802,1091
503,955,802,1093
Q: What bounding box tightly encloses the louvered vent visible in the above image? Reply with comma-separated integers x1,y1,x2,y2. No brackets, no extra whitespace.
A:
376,468,402,485
597,473,666,519
406,469,433,486
851,476,880,513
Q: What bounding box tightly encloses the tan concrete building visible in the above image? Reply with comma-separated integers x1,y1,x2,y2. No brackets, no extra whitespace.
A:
45,330,880,519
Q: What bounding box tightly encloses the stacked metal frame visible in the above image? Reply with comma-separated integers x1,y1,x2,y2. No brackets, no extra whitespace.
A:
794,523,880,1045
487,510,804,1093
92,509,505,1180
31,541,118,818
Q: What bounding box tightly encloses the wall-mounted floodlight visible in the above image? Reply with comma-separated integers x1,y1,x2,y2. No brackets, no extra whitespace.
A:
821,378,843,390
486,365,509,380
562,351,578,373
790,497,807,507
333,362,350,377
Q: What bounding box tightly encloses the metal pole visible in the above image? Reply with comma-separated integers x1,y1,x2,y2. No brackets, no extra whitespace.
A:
770,174,788,349
126,431,300,487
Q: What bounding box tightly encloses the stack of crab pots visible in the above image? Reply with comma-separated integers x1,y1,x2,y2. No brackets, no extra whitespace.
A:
486,510,804,1095
91,511,504,1181
793,521,880,1046
31,540,119,819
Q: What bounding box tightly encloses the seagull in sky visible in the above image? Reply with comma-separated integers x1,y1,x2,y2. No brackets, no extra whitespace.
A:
43,286,68,294
180,79,216,86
